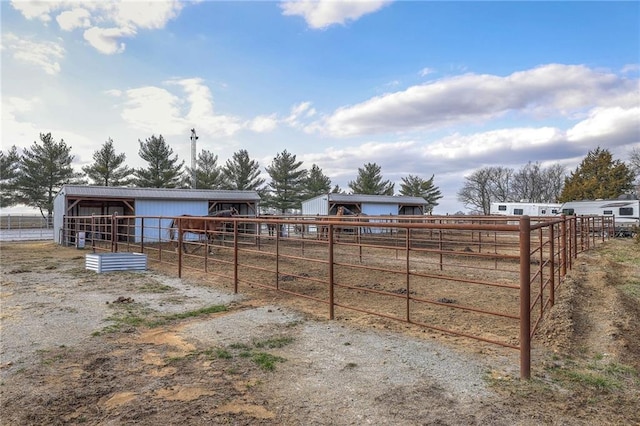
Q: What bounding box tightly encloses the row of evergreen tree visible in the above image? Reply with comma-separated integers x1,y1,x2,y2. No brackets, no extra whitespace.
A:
0,133,443,218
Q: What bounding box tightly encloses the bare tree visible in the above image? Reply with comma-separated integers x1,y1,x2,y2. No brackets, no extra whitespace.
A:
540,163,566,202
457,166,515,214
512,162,566,203
630,147,640,174
458,168,494,214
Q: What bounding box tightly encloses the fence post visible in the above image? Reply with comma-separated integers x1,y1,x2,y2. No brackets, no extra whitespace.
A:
234,220,239,293
549,222,555,306
177,218,183,278
158,218,163,262
571,216,582,265
560,216,567,277
91,215,97,252
406,227,411,322
140,217,145,253
329,224,335,320
519,216,531,380
111,213,117,252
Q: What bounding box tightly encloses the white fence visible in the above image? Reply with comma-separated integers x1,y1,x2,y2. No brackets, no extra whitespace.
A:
0,215,54,241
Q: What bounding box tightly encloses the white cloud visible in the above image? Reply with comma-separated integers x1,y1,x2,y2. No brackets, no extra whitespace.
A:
4,96,42,114
120,86,186,135
9,0,56,22
104,89,123,97
83,26,136,54
112,1,183,30
427,127,564,161
114,79,269,138
56,8,91,31
285,101,316,128
567,106,640,146
621,64,640,74
419,67,435,77
10,0,184,54
280,0,392,29
2,33,65,75
318,64,637,137
172,78,244,137
248,115,279,133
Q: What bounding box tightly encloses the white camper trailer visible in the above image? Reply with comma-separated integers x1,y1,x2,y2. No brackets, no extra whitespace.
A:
490,202,562,217
560,198,640,236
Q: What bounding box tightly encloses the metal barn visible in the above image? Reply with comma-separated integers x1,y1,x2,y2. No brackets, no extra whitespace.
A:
301,193,428,216
53,185,261,244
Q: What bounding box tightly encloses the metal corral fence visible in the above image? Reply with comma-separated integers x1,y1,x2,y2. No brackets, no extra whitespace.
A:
0,215,54,241
60,213,614,379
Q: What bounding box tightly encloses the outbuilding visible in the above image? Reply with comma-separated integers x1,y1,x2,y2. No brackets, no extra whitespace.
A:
53,185,260,244
301,193,428,216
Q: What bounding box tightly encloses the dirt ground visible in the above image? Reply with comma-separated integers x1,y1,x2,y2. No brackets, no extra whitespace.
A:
1,239,639,425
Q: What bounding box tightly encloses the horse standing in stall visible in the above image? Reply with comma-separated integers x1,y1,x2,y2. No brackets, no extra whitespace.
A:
356,212,372,234
169,208,239,253
262,214,277,237
318,206,345,240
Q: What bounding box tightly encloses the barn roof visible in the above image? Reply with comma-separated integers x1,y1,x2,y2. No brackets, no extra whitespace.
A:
309,193,427,205
56,185,261,201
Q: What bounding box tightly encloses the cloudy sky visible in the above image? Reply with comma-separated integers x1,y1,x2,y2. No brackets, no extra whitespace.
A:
2,0,639,214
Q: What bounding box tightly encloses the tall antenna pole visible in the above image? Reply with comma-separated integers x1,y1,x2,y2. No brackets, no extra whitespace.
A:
190,128,198,188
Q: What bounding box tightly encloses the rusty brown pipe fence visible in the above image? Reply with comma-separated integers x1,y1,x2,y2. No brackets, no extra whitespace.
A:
61,213,612,379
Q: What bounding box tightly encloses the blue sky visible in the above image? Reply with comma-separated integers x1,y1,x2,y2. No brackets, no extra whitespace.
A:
2,0,639,214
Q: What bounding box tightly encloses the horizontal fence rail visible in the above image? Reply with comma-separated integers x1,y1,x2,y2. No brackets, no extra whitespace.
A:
60,213,613,379
0,215,54,241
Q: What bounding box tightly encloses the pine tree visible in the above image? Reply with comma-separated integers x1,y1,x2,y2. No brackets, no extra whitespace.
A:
348,163,394,195
222,149,265,191
134,135,185,188
559,147,634,202
0,145,21,208
185,149,226,189
15,133,84,219
82,138,133,186
399,174,442,214
265,150,307,213
302,164,331,198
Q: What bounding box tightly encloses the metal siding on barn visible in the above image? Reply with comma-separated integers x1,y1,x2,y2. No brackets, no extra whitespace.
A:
362,203,398,234
135,200,207,243
361,203,398,216
53,192,64,243
301,195,329,216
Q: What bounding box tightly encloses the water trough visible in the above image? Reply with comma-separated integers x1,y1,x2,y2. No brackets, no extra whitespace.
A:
85,252,147,273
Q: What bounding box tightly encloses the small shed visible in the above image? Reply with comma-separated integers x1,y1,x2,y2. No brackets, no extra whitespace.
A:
53,185,261,244
301,193,428,216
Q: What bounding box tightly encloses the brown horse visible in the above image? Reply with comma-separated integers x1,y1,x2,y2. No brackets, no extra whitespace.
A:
169,208,238,253
318,206,345,240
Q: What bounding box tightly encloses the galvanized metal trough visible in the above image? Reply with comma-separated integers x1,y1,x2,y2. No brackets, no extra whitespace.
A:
85,252,147,273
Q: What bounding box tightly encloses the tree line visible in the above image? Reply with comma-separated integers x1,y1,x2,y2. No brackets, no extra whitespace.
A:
2,133,637,219
457,147,639,214
0,133,443,218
